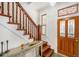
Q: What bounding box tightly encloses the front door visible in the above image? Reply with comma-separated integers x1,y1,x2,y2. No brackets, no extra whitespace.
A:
58,18,67,55
58,16,79,56
67,16,79,56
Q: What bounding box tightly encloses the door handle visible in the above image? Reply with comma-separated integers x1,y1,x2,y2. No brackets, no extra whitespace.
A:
75,38,78,42
75,40,78,42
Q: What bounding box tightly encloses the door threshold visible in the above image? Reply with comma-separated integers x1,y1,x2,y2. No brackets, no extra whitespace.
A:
57,53,68,57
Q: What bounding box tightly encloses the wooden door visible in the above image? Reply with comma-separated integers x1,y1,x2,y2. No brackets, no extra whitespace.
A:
58,18,67,55
67,16,79,56
58,16,79,56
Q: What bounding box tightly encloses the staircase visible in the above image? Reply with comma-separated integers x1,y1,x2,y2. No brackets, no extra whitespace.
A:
0,2,41,41
42,41,54,57
0,2,54,57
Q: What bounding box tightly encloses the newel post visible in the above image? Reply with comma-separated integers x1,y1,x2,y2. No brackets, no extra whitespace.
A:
37,25,42,41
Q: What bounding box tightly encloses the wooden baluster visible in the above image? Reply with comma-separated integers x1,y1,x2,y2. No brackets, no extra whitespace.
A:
23,13,25,30
31,23,34,38
30,22,32,38
1,2,4,14
33,26,35,40
12,2,14,23
0,41,3,56
20,9,21,30
32,25,34,38
34,27,37,41
36,27,38,41
17,8,21,30
28,17,29,34
16,4,18,24
38,25,41,41
5,40,9,53
24,15,27,35
7,2,11,23
25,15,27,34
7,2,10,16
34,26,36,40
6,40,8,52
31,24,33,38
29,20,31,38
29,20,32,38
35,28,36,40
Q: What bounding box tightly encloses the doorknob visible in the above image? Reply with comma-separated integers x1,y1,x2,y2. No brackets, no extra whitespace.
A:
75,40,78,42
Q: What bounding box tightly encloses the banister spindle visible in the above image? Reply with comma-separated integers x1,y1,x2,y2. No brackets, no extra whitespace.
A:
35,28,36,40
23,13,24,29
33,27,35,40
30,22,32,38
36,27,38,40
29,20,31,37
31,23,34,38
19,9,22,30
25,15,27,34
32,25,34,38
16,4,18,23
12,2,14,23
1,2,4,14
24,15,27,35
28,17,29,34
7,2,10,16
38,25,41,41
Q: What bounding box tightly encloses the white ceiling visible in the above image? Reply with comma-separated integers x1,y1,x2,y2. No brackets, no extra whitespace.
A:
24,2,51,11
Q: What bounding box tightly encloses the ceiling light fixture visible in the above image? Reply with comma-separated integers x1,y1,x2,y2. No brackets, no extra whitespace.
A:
49,2,56,6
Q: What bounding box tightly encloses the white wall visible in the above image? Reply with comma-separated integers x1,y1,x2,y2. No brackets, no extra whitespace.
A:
39,2,78,53
0,16,28,53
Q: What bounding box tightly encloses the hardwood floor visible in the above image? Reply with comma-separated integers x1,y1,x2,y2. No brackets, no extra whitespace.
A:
42,41,54,57
37,53,64,57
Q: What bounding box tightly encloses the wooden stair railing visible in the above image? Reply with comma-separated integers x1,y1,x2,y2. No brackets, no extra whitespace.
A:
0,2,41,41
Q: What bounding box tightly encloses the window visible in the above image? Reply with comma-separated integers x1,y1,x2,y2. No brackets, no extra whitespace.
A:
41,14,47,35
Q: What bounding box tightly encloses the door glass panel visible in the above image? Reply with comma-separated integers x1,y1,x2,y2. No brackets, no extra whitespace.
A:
60,20,65,37
68,19,75,38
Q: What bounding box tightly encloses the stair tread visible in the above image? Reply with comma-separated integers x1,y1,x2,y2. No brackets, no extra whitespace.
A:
43,42,48,47
0,14,11,17
42,45,50,53
17,29,25,31
43,41,47,44
8,22,19,24
43,48,53,57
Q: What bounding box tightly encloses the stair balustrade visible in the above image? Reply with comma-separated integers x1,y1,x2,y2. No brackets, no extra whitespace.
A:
0,2,41,41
